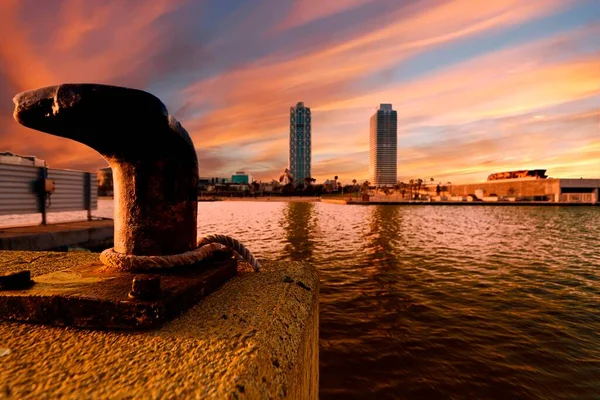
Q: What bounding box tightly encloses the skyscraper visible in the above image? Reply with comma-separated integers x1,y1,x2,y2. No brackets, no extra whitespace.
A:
369,104,397,186
289,102,311,184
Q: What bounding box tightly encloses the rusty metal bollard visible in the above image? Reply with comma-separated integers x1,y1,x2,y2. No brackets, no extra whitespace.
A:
2,83,251,329
13,84,198,256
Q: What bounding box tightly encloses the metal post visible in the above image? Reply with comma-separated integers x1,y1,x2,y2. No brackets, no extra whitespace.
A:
84,172,92,221
37,167,47,226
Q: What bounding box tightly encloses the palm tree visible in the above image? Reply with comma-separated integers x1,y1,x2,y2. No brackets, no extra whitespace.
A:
399,182,407,199
219,178,227,194
429,177,434,197
416,178,423,199
361,180,370,194
446,182,452,197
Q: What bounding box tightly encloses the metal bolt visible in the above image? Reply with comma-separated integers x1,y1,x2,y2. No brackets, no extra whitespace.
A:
0,270,33,290
128,275,161,300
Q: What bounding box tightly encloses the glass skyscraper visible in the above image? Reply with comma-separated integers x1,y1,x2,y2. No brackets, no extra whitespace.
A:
289,102,311,184
369,104,397,186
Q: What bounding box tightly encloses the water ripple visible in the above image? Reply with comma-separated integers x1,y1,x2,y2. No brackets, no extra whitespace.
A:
1,201,599,399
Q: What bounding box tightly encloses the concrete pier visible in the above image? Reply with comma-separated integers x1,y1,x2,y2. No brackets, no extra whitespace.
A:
0,251,319,399
0,220,114,251
322,199,599,206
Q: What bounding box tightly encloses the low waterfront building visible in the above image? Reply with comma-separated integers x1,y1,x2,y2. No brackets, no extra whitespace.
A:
0,151,47,167
257,181,276,192
198,177,232,193
199,177,230,185
487,169,547,181
443,174,599,203
231,171,252,184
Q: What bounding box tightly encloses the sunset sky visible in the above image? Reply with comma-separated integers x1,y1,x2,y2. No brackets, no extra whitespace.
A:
0,0,598,184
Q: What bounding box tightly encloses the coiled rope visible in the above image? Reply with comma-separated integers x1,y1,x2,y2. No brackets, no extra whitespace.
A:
198,234,261,270
100,235,261,272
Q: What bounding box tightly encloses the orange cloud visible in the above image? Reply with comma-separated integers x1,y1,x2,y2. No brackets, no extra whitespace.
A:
0,1,56,90
180,0,573,147
273,0,377,32
393,109,600,184
0,0,597,185
0,0,193,168
179,23,598,181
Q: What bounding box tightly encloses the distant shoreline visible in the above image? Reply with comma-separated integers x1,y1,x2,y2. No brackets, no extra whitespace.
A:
322,199,599,207
98,196,598,206
205,196,320,203
100,196,321,203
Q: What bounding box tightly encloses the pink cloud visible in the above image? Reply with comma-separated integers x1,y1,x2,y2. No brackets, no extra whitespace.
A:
0,0,596,185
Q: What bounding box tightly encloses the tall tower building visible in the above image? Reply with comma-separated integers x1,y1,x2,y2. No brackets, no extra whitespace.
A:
369,104,397,186
289,102,312,183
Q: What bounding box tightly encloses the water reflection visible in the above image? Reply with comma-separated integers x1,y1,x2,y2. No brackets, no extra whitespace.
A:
280,202,316,262
364,205,401,264
5,200,599,399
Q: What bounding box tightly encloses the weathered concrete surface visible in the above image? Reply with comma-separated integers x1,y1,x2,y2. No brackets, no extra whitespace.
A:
0,251,319,399
320,199,348,205
0,220,113,251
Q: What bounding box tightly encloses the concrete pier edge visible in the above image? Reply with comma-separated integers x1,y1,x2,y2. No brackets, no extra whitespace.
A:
0,219,114,251
0,251,319,399
321,199,599,206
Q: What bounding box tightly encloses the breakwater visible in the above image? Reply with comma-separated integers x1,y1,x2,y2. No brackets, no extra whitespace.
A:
323,199,599,206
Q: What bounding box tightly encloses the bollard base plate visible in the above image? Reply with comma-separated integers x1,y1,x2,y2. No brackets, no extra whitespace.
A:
0,254,237,330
